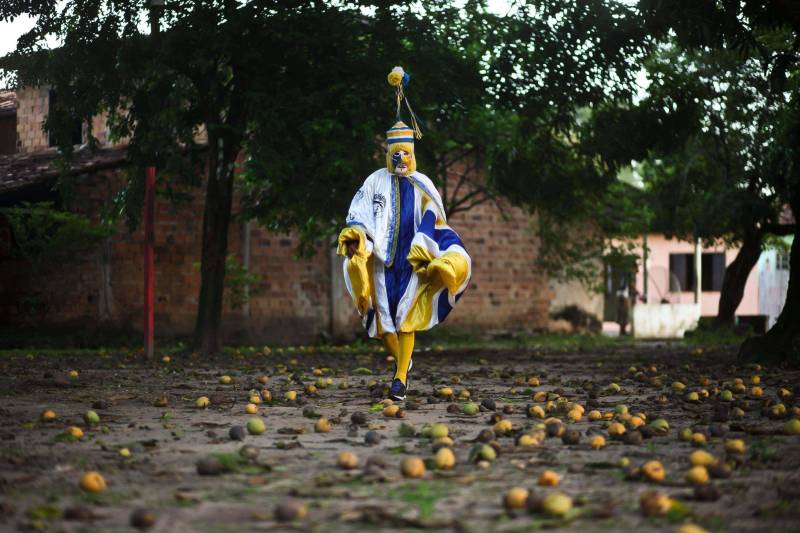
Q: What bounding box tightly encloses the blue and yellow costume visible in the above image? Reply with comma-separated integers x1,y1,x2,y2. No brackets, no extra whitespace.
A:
337,67,471,400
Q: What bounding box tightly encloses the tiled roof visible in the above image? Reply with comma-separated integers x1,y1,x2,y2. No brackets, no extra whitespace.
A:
0,145,127,195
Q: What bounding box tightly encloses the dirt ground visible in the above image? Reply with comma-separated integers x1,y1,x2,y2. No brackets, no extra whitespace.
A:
0,341,799,533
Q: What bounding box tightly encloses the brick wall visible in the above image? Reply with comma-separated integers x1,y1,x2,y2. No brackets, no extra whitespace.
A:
15,86,50,153
0,164,551,344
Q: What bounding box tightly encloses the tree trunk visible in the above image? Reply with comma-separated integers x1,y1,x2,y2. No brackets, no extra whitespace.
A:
192,132,241,356
739,219,800,363
715,230,762,327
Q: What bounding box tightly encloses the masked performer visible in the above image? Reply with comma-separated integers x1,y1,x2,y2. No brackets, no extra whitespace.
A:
337,67,471,401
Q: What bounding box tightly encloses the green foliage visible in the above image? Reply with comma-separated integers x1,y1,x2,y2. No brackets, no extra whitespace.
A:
0,201,111,273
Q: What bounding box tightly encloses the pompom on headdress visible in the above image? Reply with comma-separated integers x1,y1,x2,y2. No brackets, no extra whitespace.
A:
386,66,423,140
386,66,423,175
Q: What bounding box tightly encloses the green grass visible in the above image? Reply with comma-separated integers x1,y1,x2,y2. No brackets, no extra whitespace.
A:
393,481,453,520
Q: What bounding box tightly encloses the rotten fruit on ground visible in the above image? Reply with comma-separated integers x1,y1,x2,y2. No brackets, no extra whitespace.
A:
434,447,456,470
401,456,426,478
383,404,400,417
686,466,710,485
540,492,572,517
640,491,672,516
79,471,107,493
642,460,665,482
196,396,210,408
315,417,331,433
337,451,359,470
275,499,307,522
538,470,560,486
504,487,529,510
130,508,157,529
246,418,266,435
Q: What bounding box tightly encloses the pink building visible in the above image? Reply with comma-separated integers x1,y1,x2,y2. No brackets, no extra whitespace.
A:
637,234,760,317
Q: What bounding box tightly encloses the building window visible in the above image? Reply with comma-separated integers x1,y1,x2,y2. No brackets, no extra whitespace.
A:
47,89,83,147
669,252,726,292
776,251,790,271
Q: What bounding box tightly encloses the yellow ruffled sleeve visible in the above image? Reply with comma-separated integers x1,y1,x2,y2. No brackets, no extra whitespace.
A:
426,251,469,295
337,226,372,315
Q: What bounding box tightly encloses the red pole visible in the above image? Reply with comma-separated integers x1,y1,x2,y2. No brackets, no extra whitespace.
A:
144,166,155,359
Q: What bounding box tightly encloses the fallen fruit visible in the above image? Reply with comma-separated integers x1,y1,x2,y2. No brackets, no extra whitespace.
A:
83,410,100,425
245,403,258,414
494,419,513,435
430,423,449,439
640,491,672,516
538,470,560,486
725,439,746,454
678,427,692,441
66,426,83,439
79,471,107,493
642,461,665,482
285,390,297,401
439,387,454,398
40,409,56,421
315,417,331,433
608,383,621,393
69,370,79,379
588,410,602,421
337,451,359,470
691,433,707,447
689,450,716,467
247,418,266,435
686,466,709,485
219,375,232,385
401,456,426,478
383,404,400,417
130,508,157,529
608,422,626,437
590,435,606,449
784,418,800,435
463,403,480,416
229,425,246,441
275,499,307,522
434,447,456,470
196,397,210,408
119,447,131,457
504,487,529,510
540,492,572,517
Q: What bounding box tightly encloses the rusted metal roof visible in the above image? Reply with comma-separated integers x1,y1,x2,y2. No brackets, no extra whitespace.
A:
0,91,16,116
0,145,127,195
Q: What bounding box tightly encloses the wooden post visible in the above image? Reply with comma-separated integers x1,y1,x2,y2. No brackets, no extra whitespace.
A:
144,166,155,359
694,237,702,305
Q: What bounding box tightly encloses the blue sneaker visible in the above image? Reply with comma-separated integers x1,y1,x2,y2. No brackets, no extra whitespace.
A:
388,378,408,401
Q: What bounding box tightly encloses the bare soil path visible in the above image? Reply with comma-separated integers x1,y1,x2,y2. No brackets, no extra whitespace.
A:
0,342,798,532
